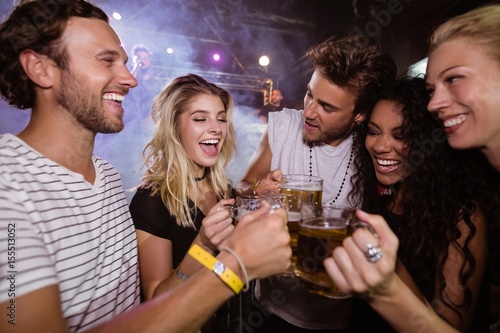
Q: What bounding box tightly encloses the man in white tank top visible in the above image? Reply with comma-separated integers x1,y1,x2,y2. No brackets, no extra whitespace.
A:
237,36,396,332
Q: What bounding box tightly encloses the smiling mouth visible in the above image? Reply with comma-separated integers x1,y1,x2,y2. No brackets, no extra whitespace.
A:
200,139,220,155
103,93,125,103
201,139,219,145
375,158,401,172
443,114,466,128
377,158,399,166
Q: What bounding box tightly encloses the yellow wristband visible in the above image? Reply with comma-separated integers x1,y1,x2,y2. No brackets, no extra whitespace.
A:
188,244,243,294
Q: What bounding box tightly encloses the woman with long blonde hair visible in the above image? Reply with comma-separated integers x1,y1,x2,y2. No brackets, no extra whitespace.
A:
130,74,237,309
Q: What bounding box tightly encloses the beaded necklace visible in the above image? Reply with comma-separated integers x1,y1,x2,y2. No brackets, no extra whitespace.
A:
308,143,354,204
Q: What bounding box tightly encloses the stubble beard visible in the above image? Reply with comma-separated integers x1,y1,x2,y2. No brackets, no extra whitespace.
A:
303,116,356,145
57,68,124,134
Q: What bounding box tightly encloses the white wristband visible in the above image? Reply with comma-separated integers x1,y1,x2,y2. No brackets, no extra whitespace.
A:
220,246,249,292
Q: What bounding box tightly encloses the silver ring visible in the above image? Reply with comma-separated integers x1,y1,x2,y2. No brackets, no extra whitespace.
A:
365,243,383,263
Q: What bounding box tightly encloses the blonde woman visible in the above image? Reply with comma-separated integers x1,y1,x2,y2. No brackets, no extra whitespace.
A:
130,74,237,307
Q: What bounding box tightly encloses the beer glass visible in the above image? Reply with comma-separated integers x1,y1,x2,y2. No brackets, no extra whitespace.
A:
264,190,289,213
295,205,374,298
279,174,323,209
234,195,262,224
277,175,323,274
228,194,288,226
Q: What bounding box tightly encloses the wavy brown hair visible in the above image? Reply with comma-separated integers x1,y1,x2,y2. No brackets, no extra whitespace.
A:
0,0,108,109
306,35,397,118
349,76,498,326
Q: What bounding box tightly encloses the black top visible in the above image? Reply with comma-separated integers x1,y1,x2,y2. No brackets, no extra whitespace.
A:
259,103,283,120
129,187,204,267
351,212,407,332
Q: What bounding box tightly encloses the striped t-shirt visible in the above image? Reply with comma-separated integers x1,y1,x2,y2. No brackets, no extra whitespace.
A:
0,134,140,332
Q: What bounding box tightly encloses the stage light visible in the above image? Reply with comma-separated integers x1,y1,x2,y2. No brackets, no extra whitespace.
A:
167,48,174,54
213,53,221,61
259,55,270,67
112,12,122,20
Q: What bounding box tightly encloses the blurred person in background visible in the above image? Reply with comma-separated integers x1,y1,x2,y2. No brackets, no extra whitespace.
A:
128,43,164,120
259,88,284,123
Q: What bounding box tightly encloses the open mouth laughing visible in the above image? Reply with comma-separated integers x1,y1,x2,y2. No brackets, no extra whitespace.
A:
200,139,220,156
375,158,401,172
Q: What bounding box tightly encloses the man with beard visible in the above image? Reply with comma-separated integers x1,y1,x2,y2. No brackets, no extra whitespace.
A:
259,89,285,123
236,36,396,332
0,1,291,333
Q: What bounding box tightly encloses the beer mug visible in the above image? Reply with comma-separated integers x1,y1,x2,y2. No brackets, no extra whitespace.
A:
229,194,288,226
278,174,323,232
274,175,323,274
295,205,375,298
264,188,307,275
234,196,262,224
279,175,323,212
264,189,289,213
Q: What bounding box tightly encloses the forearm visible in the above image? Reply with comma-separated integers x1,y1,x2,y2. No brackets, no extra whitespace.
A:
235,179,255,196
395,260,426,303
152,235,218,297
369,276,458,333
152,255,204,297
88,251,240,333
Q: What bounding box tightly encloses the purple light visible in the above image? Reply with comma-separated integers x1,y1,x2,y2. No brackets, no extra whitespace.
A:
212,53,221,61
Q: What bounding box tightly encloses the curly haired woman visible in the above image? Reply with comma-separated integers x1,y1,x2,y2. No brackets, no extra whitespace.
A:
345,76,497,332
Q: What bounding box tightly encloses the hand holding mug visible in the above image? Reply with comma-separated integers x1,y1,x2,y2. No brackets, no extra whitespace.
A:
253,169,283,196
324,210,399,299
295,206,378,298
227,202,292,280
198,199,235,251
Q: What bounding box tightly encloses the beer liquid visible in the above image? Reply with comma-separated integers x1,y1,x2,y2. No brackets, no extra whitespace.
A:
278,186,323,275
287,212,301,273
279,188,323,208
296,219,348,297
288,212,300,249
